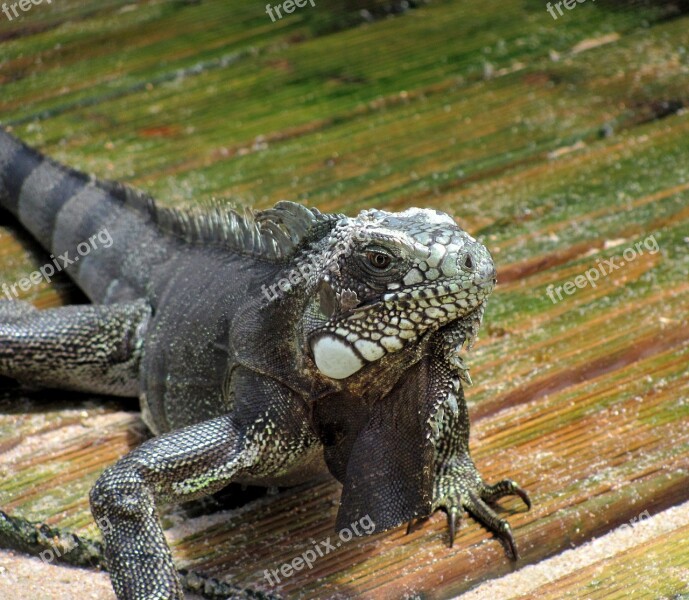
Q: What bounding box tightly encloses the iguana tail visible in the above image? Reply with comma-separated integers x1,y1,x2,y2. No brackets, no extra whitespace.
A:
0,509,105,569
0,510,275,600
0,128,170,304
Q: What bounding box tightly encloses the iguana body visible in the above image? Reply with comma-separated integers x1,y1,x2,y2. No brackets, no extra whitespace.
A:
0,129,530,600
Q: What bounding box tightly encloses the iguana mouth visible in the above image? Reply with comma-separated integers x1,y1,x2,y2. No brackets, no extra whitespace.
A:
344,278,491,326
382,284,489,303
345,284,491,319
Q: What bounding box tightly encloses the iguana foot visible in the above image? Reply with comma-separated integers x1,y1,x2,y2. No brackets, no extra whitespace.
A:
429,455,530,559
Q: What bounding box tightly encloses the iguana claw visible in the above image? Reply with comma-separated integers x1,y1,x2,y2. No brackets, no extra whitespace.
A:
405,516,430,535
447,505,460,547
483,478,532,511
432,459,530,559
405,475,528,558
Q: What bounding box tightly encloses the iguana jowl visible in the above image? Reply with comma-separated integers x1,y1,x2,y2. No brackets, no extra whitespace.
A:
0,129,530,600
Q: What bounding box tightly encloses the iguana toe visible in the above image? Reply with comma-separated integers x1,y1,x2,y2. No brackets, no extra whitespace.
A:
432,460,530,559
482,478,531,511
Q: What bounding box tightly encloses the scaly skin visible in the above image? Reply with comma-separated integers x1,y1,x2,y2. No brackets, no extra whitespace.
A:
0,128,530,599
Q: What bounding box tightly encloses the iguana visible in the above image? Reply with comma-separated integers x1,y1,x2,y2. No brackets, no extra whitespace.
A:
0,128,530,600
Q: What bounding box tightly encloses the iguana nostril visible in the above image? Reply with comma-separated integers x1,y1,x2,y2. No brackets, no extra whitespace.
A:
462,254,474,271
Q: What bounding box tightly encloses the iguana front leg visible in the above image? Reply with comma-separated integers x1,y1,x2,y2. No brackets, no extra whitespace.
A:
90,415,246,600
430,373,531,558
90,367,318,600
0,300,150,396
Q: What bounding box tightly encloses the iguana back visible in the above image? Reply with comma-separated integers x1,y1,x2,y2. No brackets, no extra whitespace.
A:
0,129,345,431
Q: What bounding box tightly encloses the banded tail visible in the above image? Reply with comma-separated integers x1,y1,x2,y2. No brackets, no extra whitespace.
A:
0,128,170,304
0,128,334,305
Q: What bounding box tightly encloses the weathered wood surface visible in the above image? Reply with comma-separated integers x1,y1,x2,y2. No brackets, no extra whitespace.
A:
1,1,688,598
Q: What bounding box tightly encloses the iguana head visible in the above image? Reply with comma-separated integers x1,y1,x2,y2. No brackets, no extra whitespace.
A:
300,207,496,379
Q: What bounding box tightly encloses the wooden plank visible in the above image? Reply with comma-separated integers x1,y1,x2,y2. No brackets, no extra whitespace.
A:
1,1,688,598
463,500,689,600
527,522,689,600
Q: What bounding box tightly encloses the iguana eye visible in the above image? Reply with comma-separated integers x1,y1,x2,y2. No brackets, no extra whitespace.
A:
367,251,392,270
